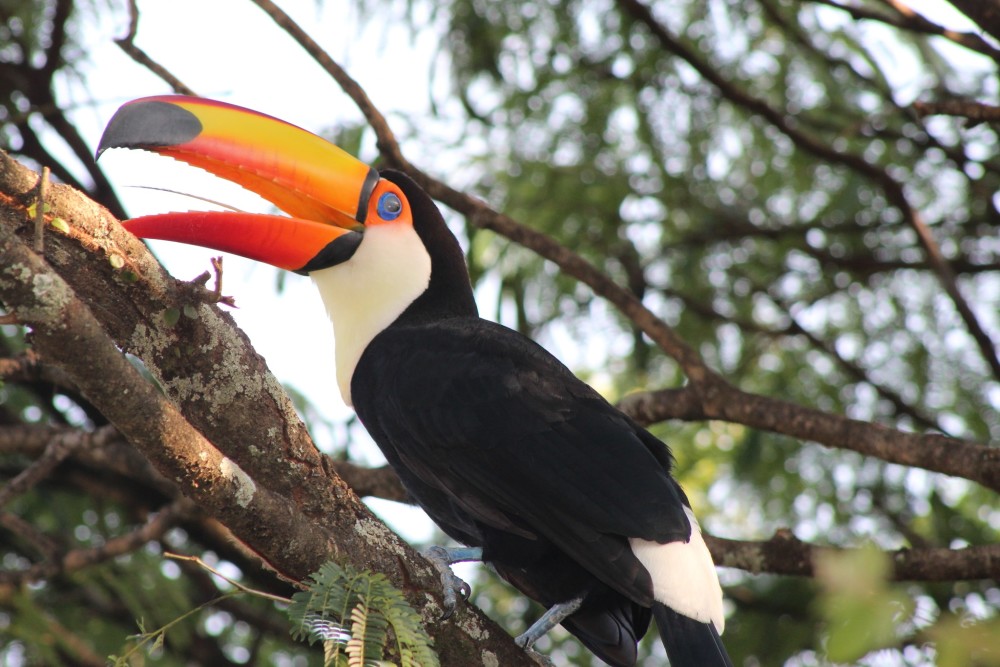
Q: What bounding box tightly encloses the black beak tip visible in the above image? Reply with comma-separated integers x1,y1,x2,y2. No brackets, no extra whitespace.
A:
96,99,203,161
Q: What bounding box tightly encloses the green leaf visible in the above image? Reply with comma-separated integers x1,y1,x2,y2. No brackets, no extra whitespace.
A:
162,308,181,327
928,615,1000,667
815,546,914,662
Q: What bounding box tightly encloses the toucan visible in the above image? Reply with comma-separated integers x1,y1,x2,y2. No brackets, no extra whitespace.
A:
97,96,732,667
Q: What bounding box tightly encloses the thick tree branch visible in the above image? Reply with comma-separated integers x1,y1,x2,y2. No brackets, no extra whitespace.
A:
0,211,336,576
0,150,537,667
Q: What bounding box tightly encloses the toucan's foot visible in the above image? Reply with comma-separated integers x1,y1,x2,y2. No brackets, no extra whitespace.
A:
421,546,482,619
514,596,584,650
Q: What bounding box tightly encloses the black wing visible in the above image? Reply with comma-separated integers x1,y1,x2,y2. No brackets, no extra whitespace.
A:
352,317,692,605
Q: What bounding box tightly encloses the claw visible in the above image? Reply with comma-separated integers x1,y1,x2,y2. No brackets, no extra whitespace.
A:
421,545,482,620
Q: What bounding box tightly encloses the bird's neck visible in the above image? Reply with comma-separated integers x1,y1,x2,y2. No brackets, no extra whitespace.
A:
310,223,432,405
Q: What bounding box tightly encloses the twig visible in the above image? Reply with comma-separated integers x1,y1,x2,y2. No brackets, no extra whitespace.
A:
114,0,197,96
112,583,241,665
165,553,292,604
181,257,237,307
809,0,1000,60
0,425,115,509
210,256,225,300
33,166,49,252
0,511,61,560
0,498,196,585
912,99,1000,126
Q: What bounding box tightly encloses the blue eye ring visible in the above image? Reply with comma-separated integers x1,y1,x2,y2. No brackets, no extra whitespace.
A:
377,192,403,221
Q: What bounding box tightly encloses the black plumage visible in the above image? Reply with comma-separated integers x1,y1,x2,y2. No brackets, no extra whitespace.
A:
350,171,731,667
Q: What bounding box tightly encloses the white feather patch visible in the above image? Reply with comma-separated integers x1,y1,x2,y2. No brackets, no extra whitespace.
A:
310,223,431,405
629,507,725,633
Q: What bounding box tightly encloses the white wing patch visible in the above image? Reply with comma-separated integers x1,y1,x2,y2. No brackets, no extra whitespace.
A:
310,222,431,405
629,507,725,633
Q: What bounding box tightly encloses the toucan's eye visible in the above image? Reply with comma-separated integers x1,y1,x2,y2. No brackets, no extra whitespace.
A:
377,192,403,221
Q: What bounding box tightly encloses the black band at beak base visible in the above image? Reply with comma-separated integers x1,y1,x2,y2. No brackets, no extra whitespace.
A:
294,231,364,274
355,167,380,224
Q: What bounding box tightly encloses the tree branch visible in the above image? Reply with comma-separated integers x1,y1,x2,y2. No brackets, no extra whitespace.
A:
114,0,197,96
913,99,1000,125
0,424,114,509
0,210,334,575
706,531,1000,581
943,0,1000,45
618,385,1000,493
0,498,195,586
809,0,1000,60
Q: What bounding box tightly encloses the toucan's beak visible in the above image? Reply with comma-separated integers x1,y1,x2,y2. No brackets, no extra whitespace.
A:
97,95,400,273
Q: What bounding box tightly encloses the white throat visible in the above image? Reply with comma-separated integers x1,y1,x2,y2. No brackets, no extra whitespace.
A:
310,223,431,405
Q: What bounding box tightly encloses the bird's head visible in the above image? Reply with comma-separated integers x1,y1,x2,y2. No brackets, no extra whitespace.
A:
97,95,417,274
98,95,476,403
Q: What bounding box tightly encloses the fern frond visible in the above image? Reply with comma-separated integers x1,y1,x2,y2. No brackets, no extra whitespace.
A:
347,601,368,667
287,560,439,667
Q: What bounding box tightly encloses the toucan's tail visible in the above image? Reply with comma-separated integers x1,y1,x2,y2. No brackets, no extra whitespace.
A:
653,603,733,667
560,590,651,667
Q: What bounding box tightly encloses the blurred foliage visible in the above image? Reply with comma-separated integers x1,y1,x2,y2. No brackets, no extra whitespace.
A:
815,546,915,662
1,0,999,665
